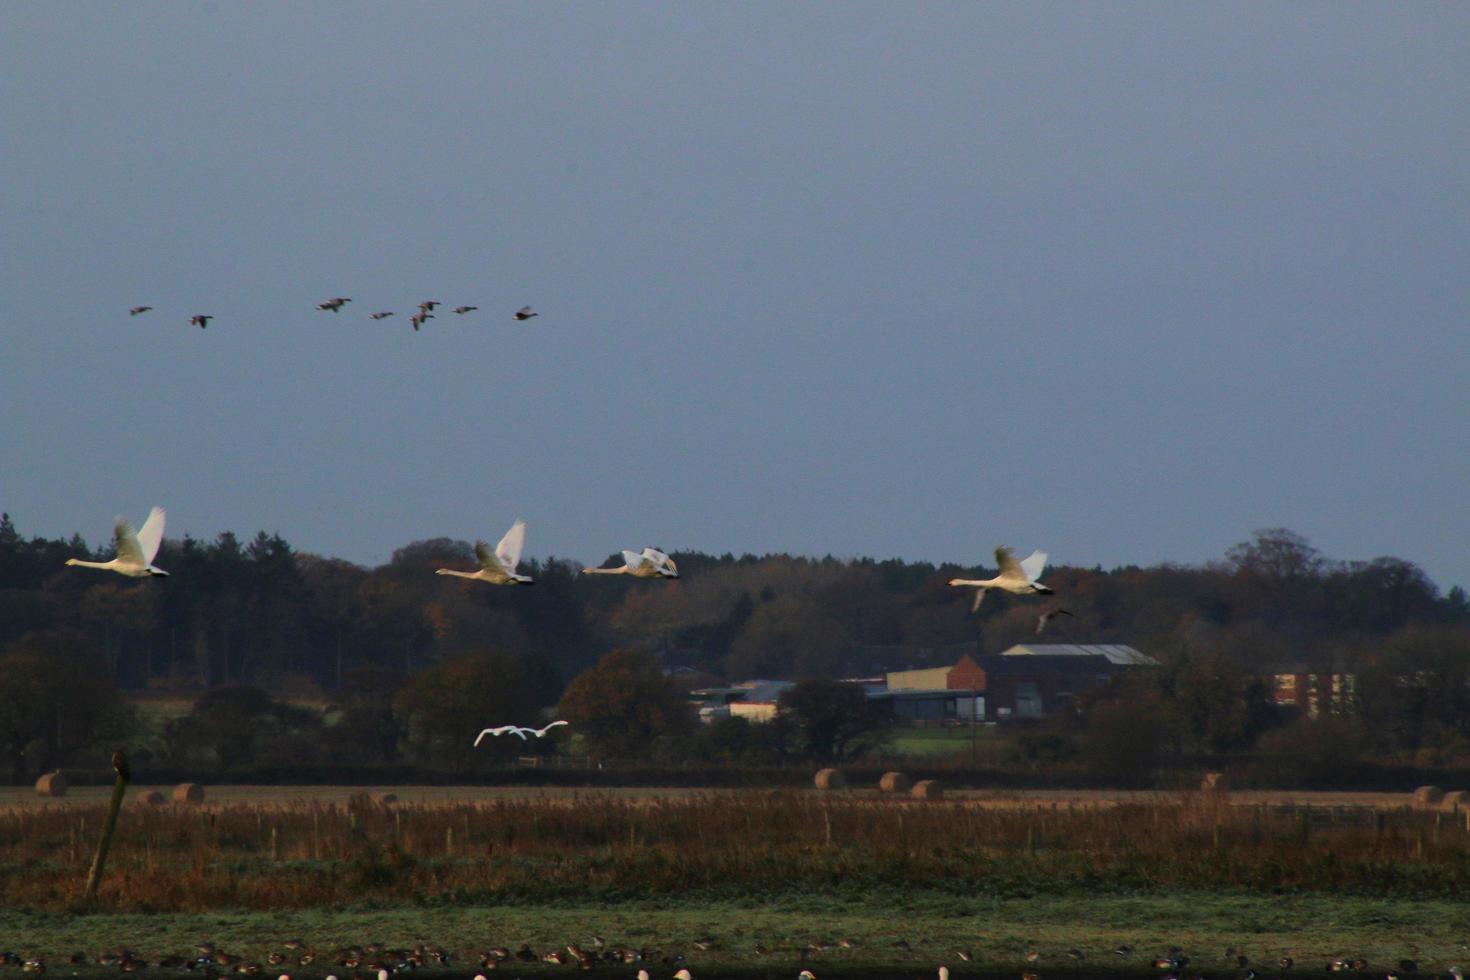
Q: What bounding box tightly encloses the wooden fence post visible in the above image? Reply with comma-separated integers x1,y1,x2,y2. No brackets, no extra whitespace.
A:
83,751,131,902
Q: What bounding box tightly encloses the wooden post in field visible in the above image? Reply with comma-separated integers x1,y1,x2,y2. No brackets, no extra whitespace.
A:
270,826,279,862
83,751,131,903
446,825,454,857
1297,809,1309,846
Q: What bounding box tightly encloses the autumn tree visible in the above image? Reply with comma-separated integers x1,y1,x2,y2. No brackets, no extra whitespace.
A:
162,684,326,774
558,649,695,759
0,630,135,782
777,677,891,762
727,596,850,679
325,666,404,764
393,650,539,771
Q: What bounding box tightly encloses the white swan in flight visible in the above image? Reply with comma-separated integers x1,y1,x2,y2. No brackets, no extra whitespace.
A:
474,720,569,745
948,546,1051,611
65,507,169,578
580,547,679,579
435,520,533,585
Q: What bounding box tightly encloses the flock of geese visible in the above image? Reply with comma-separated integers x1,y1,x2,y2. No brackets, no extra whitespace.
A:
7,941,1463,980
126,298,537,331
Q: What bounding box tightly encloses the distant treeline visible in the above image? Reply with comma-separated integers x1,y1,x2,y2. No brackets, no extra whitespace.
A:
1,515,1465,692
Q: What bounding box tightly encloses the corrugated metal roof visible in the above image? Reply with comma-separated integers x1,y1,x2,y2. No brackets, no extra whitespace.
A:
1000,643,1158,666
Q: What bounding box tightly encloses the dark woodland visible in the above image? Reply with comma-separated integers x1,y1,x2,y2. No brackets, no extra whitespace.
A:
1,514,1466,783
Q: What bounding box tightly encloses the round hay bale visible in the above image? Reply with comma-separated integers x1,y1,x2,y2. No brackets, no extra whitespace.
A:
34,770,67,797
813,768,845,790
1413,785,1444,809
911,779,944,801
1441,790,1469,812
173,782,205,804
137,790,166,806
373,792,399,805
1200,771,1230,793
878,771,911,793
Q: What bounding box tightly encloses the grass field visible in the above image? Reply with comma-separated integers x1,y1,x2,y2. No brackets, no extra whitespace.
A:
3,893,1467,975
3,788,1466,973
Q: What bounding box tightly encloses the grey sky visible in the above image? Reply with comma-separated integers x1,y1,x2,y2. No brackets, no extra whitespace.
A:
3,3,1467,590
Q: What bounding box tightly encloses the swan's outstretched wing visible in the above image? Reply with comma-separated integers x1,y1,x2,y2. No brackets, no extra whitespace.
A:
971,587,987,613
113,517,145,566
1019,550,1048,583
622,550,650,572
994,545,1024,579
495,520,527,573
534,720,569,737
642,547,671,565
474,725,518,746
136,507,166,564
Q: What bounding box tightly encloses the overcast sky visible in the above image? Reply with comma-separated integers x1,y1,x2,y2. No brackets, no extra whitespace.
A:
3,3,1467,590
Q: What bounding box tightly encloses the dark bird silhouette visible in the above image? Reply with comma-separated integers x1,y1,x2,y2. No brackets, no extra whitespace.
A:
513,305,538,320
1036,607,1074,635
419,301,440,314
128,306,152,316
111,750,131,782
452,306,478,315
369,312,394,320
190,315,212,329
316,298,350,312
410,311,433,332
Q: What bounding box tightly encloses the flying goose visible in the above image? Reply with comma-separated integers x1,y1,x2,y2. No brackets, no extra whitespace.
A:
435,519,533,585
410,311,433,331
65,507,168,578
581,547,679,579
316,297,350,312
190,315,213,329
368,311,394,320
513,305,538,321
1035,607,1074,635
452,305,478,315
949,546,1051,611
128,306,152,316
419,301,440,313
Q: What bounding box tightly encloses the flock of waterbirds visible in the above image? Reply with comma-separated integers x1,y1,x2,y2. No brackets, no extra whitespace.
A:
4,940,1463,980
126,298,537,330
66,510,1088,633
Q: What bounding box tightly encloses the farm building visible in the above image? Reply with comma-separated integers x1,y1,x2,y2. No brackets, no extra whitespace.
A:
869,687,986,723
1270,666,1356,718
879,652,1127,722
689,679,793,723
1000,643,1158,666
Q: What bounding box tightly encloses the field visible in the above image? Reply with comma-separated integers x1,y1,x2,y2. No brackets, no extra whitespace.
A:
2,787,1467,973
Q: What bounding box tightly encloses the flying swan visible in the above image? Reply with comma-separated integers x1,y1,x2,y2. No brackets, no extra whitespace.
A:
948,545,1051,611
435,519,534,585
65,507,169,578
580,547,679,579
474,721,569,745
